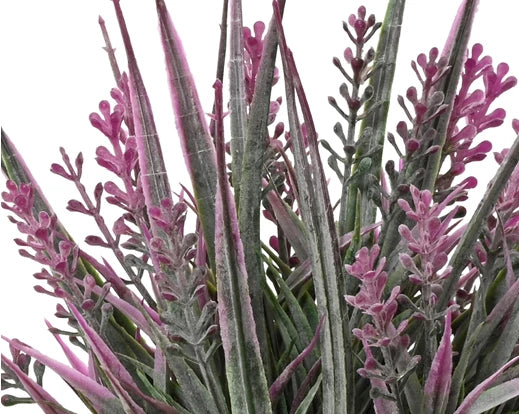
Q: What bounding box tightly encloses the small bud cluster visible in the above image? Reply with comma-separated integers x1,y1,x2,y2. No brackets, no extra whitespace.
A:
243,21,279,104
397,185,466,290
1,181,82,301
391,48,449,163
438,44,517,190
328,6,381,126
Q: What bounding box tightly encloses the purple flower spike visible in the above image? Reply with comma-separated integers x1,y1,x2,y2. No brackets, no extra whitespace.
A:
345,246,409,351
439,43,517,189
398,185,465,286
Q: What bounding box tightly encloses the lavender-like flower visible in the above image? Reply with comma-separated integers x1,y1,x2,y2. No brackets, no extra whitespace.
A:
438,44,517,190
344,245,416,410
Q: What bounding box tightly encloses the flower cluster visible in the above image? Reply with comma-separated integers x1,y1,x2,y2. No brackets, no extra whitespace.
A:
329,6,381,119
397,185,466,291
345,246,409,348
243,21,279,104
1,181,83,300
392,47,449,161
438,44,517,190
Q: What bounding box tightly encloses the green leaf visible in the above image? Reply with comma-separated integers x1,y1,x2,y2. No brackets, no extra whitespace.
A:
237,0,287,382
156,0,218,269
454,356,519,414
265,186,309,258
269,317,324,403
228,0,247,200
467,379,519,414
214,79,272,413
446,324,483,414
475,286,519,384
271,270,315,355
112,0,172,214
273,4,349,411
293,375,322,414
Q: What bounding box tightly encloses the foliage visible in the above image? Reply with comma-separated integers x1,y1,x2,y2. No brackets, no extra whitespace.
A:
2,0,518,413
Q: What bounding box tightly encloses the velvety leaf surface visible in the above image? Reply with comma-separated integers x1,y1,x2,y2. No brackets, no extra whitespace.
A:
155,0,217,267
213,79,272,413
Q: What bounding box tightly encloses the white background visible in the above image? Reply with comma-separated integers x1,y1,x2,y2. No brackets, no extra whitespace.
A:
1,1,518,412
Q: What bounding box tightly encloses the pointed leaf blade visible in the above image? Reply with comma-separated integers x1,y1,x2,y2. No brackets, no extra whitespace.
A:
273,4,350,410
3,337,124,413
465,379,519,414
228,0,248,198
454,355,519,414
424,311,453,414
269,316,324,402
155,0,217,267
213,79,272,413
2,355,65,414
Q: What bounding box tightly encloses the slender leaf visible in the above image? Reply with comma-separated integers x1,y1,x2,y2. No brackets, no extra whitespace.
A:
293,375,322,414
271,270,314,351
3,337,124,413
273,3,349,411
446,323,483,414
155,0,218,268
214,79,272,413
454,355,519,414
237,0,287,382
470,275,519,377
476,295,519,384
113,0,171,221
467,379,519,414
290,359,322,414
45,320,89,377
208,0,229,138
228,0,248,200
269,316,324,402
265,182,309,258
